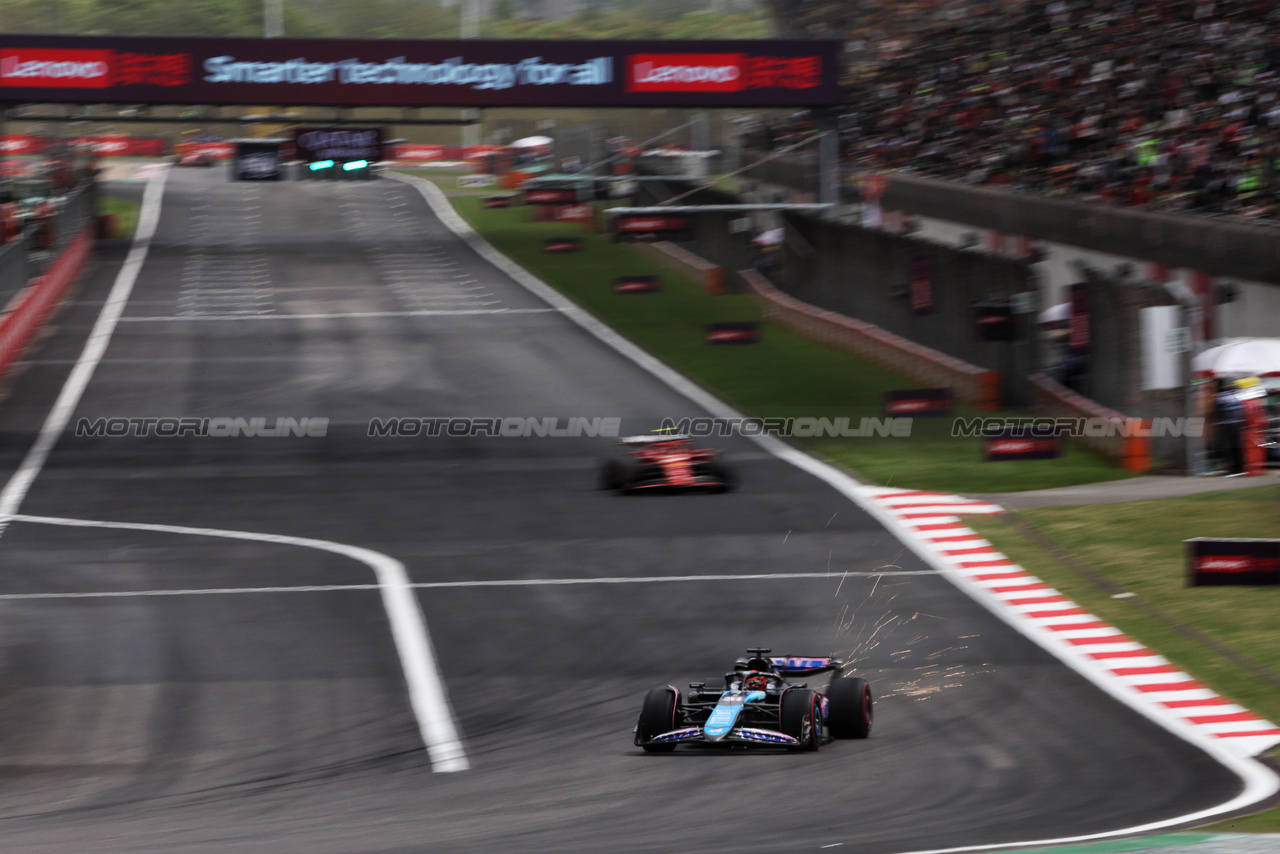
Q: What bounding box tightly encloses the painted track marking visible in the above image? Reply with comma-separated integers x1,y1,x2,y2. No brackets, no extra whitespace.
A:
11,513,469,772
0,568,937,600
119,308,559,322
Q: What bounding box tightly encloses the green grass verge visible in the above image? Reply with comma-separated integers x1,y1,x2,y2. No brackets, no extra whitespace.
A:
442,188,1132,493
966,486,1280,832
98,194,140,240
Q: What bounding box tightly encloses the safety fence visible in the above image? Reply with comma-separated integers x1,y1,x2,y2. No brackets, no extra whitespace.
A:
739,268,1000,411
1029,373,1151,473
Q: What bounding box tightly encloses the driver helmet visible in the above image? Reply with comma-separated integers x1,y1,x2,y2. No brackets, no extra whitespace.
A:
743,672,769,692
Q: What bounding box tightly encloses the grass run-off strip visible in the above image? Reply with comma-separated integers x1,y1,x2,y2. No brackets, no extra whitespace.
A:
446,191,1132,494
967,485,1280,832
99,194,140,240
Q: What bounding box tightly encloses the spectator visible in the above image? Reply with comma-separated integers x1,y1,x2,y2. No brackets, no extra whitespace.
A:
767,0,1280,221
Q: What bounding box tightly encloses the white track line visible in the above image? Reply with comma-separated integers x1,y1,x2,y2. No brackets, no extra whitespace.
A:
392,171,1280,844
0,167,170,534
0,173,468,773
0,569,937,600
119,308,559,322
11,513,468,773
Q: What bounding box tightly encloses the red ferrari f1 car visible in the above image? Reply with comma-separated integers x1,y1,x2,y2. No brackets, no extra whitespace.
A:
599,433,735,493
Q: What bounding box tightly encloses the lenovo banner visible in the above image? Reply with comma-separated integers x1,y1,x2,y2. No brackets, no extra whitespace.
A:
1068,282,1091,354
525,188,581,206
704,322,760,344
3,134,170,156
982,428,1061,461
0,36,839,108
543,237,582,254
614,275,660,294
909,254,934,315
974,300,1017,342
1186,539,1280,586
884,388,952,417
612,214,694,242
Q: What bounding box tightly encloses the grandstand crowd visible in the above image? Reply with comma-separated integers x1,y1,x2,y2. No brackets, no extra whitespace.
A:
771,0,1280,221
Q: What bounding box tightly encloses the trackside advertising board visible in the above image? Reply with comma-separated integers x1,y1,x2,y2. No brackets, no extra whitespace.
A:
0,36,840,108
1186,538,1280,586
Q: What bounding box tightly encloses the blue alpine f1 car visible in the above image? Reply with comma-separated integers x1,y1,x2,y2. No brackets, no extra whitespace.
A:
633,648,872,752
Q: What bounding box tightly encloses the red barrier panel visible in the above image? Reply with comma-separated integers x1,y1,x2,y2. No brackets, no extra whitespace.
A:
0,227,93,381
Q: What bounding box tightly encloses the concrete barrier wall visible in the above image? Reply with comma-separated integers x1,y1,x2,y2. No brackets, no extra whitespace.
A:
1029,373,1151,473
881,173,1280,285
740,268,1000,410
774,212,1037,405
632,241,725,295
742,148,1280,286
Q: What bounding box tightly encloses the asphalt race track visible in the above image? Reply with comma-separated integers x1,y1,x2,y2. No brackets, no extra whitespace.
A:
0,167,1244,853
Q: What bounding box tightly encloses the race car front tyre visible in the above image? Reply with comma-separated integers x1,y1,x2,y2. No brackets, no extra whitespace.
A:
636,687,682,753
825,676,872,739
780,688,821,751
599,459,627,491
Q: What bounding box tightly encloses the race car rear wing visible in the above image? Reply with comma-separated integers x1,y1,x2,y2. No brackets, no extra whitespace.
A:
769,656,844,676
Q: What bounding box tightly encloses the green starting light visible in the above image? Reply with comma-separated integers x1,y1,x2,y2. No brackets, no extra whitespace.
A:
342,160,369,171
309,159,334,171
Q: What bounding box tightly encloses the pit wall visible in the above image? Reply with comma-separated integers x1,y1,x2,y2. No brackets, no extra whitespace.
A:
739,268,1000,411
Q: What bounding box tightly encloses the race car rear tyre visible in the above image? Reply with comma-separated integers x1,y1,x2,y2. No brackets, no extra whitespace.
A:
825,676,872,739
636,687,682,753
780,688,821,751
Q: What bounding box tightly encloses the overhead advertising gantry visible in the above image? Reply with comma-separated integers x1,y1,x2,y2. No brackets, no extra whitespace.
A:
0,35,840,110
0,34,843,200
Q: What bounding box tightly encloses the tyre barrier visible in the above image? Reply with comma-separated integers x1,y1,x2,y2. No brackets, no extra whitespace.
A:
0,226,93,382
633,241,725,296
1029,373,1151,473
738,268,1000,411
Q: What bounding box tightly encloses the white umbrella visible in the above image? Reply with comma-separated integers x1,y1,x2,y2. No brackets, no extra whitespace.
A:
1192,337,1280,378
511,136,552,148
1037,303,1070,326
753,228,784,246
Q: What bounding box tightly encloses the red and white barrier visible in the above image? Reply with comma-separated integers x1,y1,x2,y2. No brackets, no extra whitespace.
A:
863,486,1280,759
0,227,93,380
